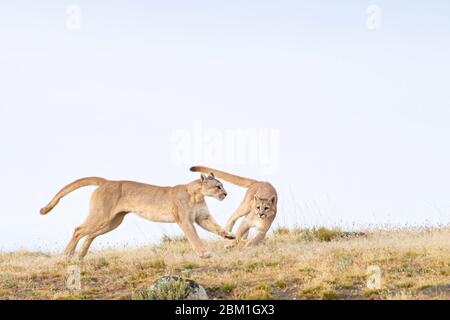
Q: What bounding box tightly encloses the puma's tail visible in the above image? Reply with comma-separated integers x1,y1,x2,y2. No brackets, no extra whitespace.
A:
190,166,257,188
40,177,107,215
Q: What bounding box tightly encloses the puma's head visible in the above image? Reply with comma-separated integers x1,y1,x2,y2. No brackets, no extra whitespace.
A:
253,195,276,219
200,172,227,201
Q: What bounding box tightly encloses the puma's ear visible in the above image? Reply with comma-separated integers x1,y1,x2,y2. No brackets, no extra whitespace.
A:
208,172,215,179
270,196,276,204
254,195,259,201
200,174,207,182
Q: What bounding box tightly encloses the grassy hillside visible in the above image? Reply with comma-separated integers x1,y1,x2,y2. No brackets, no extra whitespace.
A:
1,227,449,300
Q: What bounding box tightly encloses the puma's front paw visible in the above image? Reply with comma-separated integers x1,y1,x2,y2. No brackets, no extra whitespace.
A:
223,231,236,240
199,251,212,259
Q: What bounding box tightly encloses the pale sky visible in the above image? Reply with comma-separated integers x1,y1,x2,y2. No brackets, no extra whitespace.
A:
0,1,449,251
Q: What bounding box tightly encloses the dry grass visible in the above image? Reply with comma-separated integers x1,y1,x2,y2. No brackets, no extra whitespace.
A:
0,227,449,300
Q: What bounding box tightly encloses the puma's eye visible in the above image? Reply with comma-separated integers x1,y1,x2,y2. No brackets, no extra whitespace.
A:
264,207,269,210
256,206,260,210
217,186,221,189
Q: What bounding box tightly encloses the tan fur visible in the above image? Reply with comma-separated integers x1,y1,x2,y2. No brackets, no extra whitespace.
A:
40,173,234,259
190,166,277,247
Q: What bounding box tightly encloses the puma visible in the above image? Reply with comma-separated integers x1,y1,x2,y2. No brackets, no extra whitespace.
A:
190,166,277,247
40,173,234,259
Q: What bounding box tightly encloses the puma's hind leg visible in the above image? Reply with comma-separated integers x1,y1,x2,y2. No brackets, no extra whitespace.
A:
66,186,123,259
64,225,89,258
78,212,127,259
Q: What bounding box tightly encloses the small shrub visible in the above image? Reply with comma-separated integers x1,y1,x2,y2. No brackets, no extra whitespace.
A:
149,258,166,270
133,278,188,300
273,278,287,288
363,288,383,298
439,267,448,276
181,261,199,270
273,227,290,236
0,274,18,289
244,262,261,272
242,285,272,300
418,284,432,290
135,270,149,279
337,279,355,289
96,257,110,268
299,285,323,299
291,227,342,242
265,261,280,268
312,227,341,242
321,290,338,300
218,282,235,294
396,281,415,289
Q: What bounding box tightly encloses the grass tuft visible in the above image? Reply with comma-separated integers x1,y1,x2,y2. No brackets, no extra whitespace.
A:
218,282,235,294
133,278,188,300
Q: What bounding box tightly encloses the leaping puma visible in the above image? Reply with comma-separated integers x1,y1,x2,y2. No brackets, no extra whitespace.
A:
190,166,277,247
40,173,234,259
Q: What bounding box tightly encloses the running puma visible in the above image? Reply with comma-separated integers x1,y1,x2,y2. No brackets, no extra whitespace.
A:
190,166,277,247
40,173,234,259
